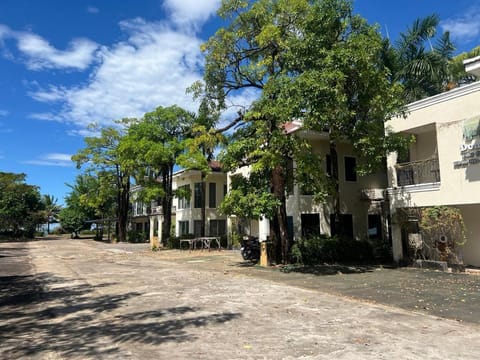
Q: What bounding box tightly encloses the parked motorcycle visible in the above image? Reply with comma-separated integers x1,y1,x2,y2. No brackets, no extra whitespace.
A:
240,236,260,262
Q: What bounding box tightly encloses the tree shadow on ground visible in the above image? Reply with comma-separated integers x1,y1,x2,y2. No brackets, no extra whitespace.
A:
0,272,241,358
280,263,379,276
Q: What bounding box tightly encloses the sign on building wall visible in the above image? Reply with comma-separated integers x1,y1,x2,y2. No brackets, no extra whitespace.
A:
454,115,480,168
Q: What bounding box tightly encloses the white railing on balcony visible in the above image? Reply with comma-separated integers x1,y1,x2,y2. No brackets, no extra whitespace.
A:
395,157,440,187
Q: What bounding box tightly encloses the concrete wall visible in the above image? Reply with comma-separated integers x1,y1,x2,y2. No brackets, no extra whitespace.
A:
387,82,480,264
458,204,480,267
173,170,227,236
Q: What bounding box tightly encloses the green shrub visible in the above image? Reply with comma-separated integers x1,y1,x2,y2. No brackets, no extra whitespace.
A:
128,230,147,243
167,236,181,249
291,235,373,265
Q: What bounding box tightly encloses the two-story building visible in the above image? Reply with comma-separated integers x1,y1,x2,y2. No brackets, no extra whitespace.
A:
386,56,480,266
173,162,228,239
228,121,390,247
130,162,228,243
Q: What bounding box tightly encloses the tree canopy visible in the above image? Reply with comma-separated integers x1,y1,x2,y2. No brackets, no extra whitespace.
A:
198,0,407,263
0,172,44,238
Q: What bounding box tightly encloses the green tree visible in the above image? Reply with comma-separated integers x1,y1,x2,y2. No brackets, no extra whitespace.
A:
448,45,480,87
120,106,195,245
199,0,405,263
59,174,106,238
0,172,44,238
41,194,62,234
393,14,455,102
72,126,131,242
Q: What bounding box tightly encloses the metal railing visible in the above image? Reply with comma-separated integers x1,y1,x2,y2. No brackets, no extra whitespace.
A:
395,157,440,186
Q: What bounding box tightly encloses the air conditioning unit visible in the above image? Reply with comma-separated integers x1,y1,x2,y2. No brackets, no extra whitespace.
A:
360,188,384,201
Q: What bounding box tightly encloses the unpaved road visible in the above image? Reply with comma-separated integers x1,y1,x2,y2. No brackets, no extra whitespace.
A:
1,238,480,359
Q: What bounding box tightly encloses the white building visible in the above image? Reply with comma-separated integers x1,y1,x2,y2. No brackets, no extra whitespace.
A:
228,122,390,248
386,57,480,266
130,162,228,243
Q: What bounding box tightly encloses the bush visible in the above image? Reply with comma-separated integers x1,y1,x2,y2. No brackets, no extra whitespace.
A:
128,230,147,243
167,236,181,249
291,235,373,265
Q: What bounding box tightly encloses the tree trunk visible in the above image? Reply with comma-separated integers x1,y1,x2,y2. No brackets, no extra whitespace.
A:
161,165,174,246
116,172,130,243
271,164,289,264
329,138,341,236
201,173,206,237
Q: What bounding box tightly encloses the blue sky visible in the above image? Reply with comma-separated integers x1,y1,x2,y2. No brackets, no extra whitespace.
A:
1,0,479,205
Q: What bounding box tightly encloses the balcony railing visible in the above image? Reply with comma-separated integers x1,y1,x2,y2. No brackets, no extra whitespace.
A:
395,158,440,187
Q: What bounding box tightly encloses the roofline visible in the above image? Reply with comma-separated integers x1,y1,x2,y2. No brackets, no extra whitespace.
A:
407,81,480,112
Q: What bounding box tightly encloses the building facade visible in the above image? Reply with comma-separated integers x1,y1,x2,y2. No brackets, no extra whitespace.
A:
386,59,480,266
130,165,228,243
228,123,390,247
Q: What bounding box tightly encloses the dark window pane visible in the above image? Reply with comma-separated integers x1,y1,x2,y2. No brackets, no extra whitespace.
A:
344,156,357,182
209,182,216,208
194,182,202,208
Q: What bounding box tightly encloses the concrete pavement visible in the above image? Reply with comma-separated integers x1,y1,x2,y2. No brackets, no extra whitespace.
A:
1,238,480,359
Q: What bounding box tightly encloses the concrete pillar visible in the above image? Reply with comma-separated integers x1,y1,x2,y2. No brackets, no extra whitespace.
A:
149,216,155,242
259,216,270,242
157,214,163,247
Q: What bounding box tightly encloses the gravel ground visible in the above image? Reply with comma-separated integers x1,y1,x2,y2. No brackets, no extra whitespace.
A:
1,238,480,359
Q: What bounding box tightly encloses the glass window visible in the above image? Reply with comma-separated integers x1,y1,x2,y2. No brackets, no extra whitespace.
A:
344,156,357,182
209,219,226,236
209,182,216,208
177,185,190,209
194,182,202,209
178,221,189,236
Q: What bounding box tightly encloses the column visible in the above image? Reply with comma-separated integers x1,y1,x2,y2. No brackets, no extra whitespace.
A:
259,216,270,242
157,214,163,247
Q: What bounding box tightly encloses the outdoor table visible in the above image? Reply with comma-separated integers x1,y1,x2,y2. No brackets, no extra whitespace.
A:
180,237,221,251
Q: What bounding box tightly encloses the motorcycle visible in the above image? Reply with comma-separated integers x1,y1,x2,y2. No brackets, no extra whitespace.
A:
240,235,260,262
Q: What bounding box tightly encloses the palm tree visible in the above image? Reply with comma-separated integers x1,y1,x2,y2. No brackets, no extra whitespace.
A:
394,14,455,102
42,194,62,234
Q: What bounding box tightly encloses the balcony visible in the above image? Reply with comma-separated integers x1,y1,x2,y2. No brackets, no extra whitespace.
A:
395,158,440,187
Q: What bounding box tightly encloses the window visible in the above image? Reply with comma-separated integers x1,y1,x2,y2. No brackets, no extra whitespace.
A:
194,220,203,237
178,221,189,236
177,185,190,209
368,214,382,240
330,214,353,238
209,219,226,236
223,184,228,197
344,156,357,182
301,213,320,237
209,182,216,208
194,182,202,208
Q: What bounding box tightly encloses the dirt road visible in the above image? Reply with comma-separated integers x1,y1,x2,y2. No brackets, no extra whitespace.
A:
1,238,480,359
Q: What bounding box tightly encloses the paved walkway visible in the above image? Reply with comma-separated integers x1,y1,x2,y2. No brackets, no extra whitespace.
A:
1,238,480,359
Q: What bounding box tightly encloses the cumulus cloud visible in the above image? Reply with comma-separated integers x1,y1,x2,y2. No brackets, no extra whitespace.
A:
21,1,256,134
441,7,480,44
30,19,205,128
22,153,74,167
163,0,221,30
15,33,98,70
0,24,98,70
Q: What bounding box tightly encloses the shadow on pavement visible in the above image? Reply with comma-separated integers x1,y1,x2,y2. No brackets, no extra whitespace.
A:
0,271,241,358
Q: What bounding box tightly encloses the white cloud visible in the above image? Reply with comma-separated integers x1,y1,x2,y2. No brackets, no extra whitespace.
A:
15,32,98,70
0,24,98,70
22,153,73,167
30,18,205,128
163,0,221,30
441,7,480,44
0,109,8,116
